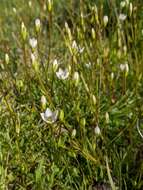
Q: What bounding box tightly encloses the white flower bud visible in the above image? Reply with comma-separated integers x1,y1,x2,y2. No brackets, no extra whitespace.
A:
129,3,133,16
28,1,32,8
21,22,27,40
53,59,58,72
94,125,101,135
103,15,108,27
41,95,47,109
72,129,76,138
91,28,96,39
35,18,41,33
120,1,126,8
5,53,9,64
73,72,79,86
29,38,37,49
105,112,110,124
48,0,52,12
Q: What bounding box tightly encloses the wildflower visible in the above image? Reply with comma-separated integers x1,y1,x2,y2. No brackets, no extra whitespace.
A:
91,28,96,39
94,125,101,135
85,62,91,68
41,95,47,109
111,72,114,80
21,22,27,40
13,7,17,13
119,14,127,21
129,3,133,16
35,18,41,32
5,53,9,64
56,68,69,80
29,38,37,49
72,40,84,54
105,112,110,124
120,63,129,76
53,59,59,72
40,108,58,124
31,53,36,63
103,15,108,27
31,53,39,71
72,129,76,138
48,0,52,12
120,1,126,8
73,71,79,86
28,1,32,8
92,95,96,105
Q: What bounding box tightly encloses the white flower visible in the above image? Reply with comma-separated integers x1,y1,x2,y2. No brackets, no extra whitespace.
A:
120,63,129,75
94,125,101,135
119,14,127,21
40,108,58,124
85,62,91,68
29,38,37,49
72,40,78,50
103,15,108,27
72,40,84,54
56,68,69,80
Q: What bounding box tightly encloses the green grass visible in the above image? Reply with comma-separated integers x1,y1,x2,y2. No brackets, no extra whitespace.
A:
0,0,143,189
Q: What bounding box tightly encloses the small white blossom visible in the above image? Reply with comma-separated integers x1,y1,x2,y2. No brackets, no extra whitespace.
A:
94,125,101,135
119,14,127,21
120,63,129,75
41,108,58,124
72,40,84,54
85,62,91,68
29,38,37,49
56,68,69,80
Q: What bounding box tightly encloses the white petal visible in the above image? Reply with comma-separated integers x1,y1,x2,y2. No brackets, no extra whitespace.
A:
45,108,53,118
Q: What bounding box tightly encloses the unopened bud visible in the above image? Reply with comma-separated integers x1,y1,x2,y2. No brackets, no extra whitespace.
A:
5,53,9,64
103,15,108,27
129,3,133,16
53,59,58,72
105,112,110,124
59,109,64,122
35,18,41,33
41,95,47,109
21,22,27,41
92,95,96,105
91,28,96,39
94,125,101,135
71,129,76,138
48,0,52,12
73,72,79,86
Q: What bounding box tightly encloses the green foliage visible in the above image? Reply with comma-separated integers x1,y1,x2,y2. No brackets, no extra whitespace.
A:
0,0,143,189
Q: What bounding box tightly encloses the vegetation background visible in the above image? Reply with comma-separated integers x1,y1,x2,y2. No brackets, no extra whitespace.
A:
0,0,143,189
